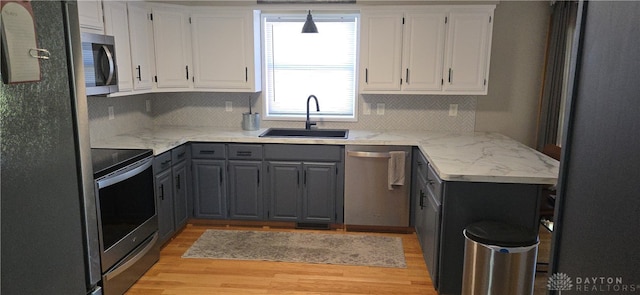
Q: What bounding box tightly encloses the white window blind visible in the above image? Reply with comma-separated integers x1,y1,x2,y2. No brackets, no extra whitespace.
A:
263,13,358,120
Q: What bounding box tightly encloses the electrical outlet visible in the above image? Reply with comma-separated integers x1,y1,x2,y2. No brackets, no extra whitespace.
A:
449,104,458,116
363,103,371,115
225,101,233,112
377,103,385,115
145,100,151,113
108,106,114,120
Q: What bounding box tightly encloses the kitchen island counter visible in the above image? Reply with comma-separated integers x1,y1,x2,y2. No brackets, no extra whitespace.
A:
92,126,558,185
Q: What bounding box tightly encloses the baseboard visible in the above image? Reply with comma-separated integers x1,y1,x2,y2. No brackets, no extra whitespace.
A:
185,219,414,234
345,224,415,234
187,218,297,229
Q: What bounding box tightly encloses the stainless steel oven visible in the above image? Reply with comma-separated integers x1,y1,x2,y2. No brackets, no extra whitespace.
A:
92,148,159,295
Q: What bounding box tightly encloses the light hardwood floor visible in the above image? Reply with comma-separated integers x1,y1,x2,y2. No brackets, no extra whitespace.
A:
126,224,438,295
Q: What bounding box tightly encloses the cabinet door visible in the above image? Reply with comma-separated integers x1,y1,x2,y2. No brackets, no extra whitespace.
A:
302,163,336,223
172,161,188,229
360,11,403,91
103,1,133,92
443,8,493,94
191,11,260,91
152,5,192,88
228,161,263,220
402,11,447,91
155,168,174,243
424,188,441,286
192,159,227,219
78,0,104,33
414,179,427,247
127,3,155,90
266,161,301,221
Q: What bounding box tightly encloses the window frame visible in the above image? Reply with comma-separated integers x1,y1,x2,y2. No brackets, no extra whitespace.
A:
260,11,360,122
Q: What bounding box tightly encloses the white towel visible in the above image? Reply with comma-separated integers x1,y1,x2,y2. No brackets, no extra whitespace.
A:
388,151,406,190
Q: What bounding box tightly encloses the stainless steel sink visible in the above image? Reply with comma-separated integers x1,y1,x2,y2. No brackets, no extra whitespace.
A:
259,128,349,139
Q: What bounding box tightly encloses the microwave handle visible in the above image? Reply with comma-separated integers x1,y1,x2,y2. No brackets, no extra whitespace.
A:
101,45,115,85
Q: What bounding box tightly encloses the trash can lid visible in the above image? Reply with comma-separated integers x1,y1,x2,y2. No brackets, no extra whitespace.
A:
465,221,538,247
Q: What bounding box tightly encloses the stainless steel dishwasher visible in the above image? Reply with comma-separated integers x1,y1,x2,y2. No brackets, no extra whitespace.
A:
344,145,412,227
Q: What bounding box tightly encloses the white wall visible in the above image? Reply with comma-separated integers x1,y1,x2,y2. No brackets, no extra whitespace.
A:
475,1,551,147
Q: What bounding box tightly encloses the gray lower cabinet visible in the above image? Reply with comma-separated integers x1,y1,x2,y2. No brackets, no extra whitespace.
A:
412,149,540,295
302,162,337,222
228,160,263,220
412,148,440,287
227,144,264,220
266,161,302,221
155,164,174,243
436,173,540,295
154,144,189,245
188,143,343,224
172,160,188,228
265,161,337,223
192,158,227,219
263,144,343,224
191,143,227,219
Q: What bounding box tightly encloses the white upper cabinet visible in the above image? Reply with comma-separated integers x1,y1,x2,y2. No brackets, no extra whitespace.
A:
402,11,447,92
78,0,104,34
103,1,133,92
360,5,494,95
127,3,155,91
443,7,494,94
359,11,404,91
151,4,192,89
190,10,261,92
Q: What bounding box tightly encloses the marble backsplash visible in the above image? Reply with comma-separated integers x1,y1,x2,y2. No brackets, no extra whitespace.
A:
88,92,476,144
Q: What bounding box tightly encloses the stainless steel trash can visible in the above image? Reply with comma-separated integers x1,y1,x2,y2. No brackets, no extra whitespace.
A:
461,221,539,295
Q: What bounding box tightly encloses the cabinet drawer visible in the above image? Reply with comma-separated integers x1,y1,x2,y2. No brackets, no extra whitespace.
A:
228,144,263,160
171,144,188,163
153,151,172,174
191,143,226,159
264,144,342,161
426,164,443,202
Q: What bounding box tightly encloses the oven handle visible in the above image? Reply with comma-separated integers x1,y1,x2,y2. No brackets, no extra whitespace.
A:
97,157,152,189
103,232,158,280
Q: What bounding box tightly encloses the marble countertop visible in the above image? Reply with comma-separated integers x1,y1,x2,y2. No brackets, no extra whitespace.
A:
92,126,559,185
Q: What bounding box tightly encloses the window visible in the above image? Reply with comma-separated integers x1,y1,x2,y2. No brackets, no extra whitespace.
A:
263,12,358,121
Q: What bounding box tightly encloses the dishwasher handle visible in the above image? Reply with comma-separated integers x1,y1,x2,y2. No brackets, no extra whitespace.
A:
347,150,393,158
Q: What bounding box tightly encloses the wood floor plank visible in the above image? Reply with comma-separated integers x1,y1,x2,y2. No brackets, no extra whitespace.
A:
126,224,437,295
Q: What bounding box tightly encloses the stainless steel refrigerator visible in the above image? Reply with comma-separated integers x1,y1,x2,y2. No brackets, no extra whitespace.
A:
551,0,640,291
1,1,101,294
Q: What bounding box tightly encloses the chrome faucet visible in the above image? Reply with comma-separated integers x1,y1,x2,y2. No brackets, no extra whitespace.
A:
306,95,320,130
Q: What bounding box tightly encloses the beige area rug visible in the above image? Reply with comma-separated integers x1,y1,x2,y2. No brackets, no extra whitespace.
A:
182,229,407,268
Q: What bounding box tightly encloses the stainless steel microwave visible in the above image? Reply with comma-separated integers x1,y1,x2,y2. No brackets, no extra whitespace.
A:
81,32,119,96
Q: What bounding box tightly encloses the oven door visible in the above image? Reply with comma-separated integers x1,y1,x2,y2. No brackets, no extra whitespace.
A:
95,156,157,272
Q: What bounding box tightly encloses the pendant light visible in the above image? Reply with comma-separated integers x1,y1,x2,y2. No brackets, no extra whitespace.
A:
302,10,318,33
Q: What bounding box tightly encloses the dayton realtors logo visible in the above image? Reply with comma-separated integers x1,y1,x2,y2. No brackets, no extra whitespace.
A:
548,273,639,293
548,273,573,294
